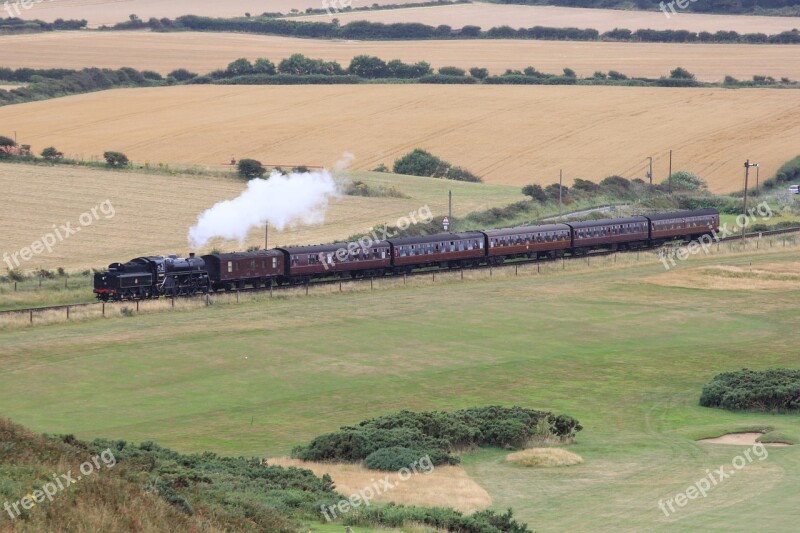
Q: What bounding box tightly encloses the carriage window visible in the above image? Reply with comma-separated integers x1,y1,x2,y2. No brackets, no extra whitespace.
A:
250,259,256,270
227,261,233,273
272,258,277,268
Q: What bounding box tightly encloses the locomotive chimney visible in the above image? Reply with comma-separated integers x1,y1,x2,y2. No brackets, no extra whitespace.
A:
189,253,195,258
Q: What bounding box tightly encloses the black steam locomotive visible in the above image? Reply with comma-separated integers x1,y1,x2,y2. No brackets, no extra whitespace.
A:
93,254,209,301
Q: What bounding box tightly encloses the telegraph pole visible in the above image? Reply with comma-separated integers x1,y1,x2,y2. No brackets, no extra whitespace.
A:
559,169,563,215
265,223,269,250
742,160,758,242
668,150,673,192
448,190,452,221
647,156,653,187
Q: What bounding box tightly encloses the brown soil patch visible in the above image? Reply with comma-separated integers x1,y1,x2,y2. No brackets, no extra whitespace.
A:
269,457,492,513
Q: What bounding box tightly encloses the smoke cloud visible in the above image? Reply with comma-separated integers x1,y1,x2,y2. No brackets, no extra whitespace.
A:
188,169,338,249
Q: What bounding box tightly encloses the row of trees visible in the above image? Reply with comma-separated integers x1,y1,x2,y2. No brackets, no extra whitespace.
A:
0,16,86,34
114,14,800,44
521,172,708,204
0,67,161,107
489,0,800,16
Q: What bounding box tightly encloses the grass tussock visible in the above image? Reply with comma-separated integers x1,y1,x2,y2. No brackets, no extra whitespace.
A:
505,448,583,468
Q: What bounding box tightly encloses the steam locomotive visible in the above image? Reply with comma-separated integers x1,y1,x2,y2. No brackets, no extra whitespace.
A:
93,209,719,301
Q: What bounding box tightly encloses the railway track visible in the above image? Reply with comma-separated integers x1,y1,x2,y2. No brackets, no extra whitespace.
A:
3,226,799,319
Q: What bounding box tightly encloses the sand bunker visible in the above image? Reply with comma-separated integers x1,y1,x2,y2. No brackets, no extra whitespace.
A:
698,432,791,447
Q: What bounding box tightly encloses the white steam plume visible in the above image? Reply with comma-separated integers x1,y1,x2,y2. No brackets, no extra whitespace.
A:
188,169,337,249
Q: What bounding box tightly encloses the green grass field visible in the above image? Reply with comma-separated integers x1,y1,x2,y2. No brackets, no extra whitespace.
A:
1,244,798,531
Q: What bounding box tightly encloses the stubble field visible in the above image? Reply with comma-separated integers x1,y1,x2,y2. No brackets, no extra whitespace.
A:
2,31,799,82
293,2,800,33
1,85,796,194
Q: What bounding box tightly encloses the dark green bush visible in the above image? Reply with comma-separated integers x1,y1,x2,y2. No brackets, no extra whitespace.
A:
292,406,582,467
700,368,800,412
363,446,428,471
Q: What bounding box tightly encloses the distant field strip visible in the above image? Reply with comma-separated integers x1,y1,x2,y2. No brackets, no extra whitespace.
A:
292,2,800,33
7,0,434,27
2,32,800,82
0,85,797,194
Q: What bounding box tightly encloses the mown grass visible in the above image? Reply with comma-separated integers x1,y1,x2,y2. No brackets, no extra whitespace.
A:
0,245,798,531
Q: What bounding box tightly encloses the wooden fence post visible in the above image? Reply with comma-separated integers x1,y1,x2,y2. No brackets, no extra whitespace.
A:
66,307,70,320
29,310,33,324
102,302,105,316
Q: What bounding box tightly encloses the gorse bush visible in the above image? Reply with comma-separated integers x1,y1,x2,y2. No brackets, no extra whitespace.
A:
292,406,582,468
700,369,800,412
344,504,531,533
393,148,483,182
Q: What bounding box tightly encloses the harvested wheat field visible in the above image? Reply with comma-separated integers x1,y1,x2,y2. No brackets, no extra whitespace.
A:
8,0,433,27
0,163,520,271
294,2,800,33
1,85,797,192
3,31,800,82
269,457,492,513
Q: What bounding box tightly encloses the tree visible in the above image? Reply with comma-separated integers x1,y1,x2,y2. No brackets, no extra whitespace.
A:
103,151,129,167
438,66,466,77
0,135,16,157
41,146,64,161
563,67,577,78
348,55,388,78
253,58,276,75
226,58,254,76
167,68,197,82
544,183,569,202
670,67,696,80
521,184,547,203
469,67,489,80
664,170,707,191
237,158,266,179
607,70,628,80
393,149,449,177
571,178,600,194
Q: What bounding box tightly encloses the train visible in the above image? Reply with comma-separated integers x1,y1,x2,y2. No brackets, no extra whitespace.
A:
93,209,720,301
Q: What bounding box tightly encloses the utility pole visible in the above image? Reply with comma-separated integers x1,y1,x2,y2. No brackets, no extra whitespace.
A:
647,156,653,187
668,150,673,192
559,169,563,215
265,223,269,250
742,160,758,241
448,190,452,221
